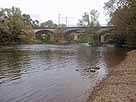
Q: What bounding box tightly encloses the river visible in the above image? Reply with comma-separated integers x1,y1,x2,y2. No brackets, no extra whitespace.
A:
0,44,127,102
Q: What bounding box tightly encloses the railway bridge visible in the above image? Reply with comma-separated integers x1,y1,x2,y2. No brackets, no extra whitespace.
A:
33,26,113,44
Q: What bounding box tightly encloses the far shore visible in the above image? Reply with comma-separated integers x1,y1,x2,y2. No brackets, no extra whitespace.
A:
89,50,136,102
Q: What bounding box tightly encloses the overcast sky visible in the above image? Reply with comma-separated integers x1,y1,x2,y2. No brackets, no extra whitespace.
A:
0,0,109,26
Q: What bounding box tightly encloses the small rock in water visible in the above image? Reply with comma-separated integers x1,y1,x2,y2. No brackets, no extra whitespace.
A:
88,67,92,69
84,68,88,70
92,67,100,70
86,70,89,72
75,69,79,71
90,70,96,72
86,69,96,73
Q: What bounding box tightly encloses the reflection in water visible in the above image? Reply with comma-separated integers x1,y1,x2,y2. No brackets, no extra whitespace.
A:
0,44,127,102
0,48,29,84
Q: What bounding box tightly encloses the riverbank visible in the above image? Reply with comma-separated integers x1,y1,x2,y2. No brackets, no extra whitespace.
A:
89,50,136,102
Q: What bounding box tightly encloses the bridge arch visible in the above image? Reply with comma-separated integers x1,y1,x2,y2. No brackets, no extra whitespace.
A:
97,29,113,43
64,28,84,43
35,30,55,43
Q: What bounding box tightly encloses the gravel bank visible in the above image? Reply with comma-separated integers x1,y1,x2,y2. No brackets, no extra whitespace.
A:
89,50,136,102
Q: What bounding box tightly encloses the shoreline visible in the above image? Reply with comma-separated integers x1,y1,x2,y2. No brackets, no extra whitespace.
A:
89,50,136,102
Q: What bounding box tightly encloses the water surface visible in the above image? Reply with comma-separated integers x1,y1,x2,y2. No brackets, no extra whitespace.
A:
0,44,127,102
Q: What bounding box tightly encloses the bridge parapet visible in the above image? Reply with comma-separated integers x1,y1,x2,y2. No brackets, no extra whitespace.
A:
33,25,113,29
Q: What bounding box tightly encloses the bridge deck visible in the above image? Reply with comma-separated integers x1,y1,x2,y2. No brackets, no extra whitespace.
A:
33,26,113,29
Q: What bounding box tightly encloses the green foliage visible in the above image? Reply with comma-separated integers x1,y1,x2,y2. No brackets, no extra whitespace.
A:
0,7,36,45
78,9,100,45
90,9,99,26
77,32,100,45
0,21,12,45
105,0,136,48
58,24,66,28
78,9,100,27
78,34,90,43
21,25,36,44
41,34,50,43
23,14,33,25
22,14,39,28
40,20,57,28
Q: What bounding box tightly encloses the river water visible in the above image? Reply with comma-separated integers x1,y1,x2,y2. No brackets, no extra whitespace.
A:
0,44,127,102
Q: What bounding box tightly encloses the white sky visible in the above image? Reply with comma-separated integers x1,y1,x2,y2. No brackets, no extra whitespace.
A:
0,0,109,26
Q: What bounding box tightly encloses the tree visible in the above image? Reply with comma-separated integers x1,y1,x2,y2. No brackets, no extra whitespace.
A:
58,24,66,28
22,14,39,28
32,20,40,28
78,12,90,26
104,0,132,17
40,20,57,28
78,9,100,27
0,18,11,45
22,14,32,25
0,7,35,45
0,7,24,44
83,12,90,26
78,9,100,45
77,19,85,27
104,0,136,48
90,9,99,27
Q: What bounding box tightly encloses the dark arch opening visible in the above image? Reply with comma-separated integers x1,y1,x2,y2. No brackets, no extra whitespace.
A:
97,29,113,44
64,29,83,43
35,30,55,43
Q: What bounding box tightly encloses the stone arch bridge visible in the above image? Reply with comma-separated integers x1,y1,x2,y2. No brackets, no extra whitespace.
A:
33,26,113,44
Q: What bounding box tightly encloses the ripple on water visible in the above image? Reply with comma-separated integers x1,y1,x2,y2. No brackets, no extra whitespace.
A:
0,44,127,102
